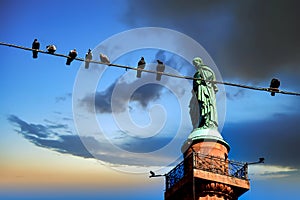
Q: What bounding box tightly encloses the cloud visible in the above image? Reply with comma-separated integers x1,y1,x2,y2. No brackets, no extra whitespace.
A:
55,93,72,103
79,49,194,114
8,110,300,176
121,0,300,83
8,115,94,159
7,115,181,166
80,83,114,113
223,112,300,169
80,77,165,113
249,165,298,180
43,119,69,129
226,88,246,100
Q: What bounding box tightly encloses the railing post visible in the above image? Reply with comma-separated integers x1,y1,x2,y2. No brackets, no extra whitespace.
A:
244,164,248,180
165,174,168,190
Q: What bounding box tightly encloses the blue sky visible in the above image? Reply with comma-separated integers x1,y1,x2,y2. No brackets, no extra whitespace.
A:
1,0,300,199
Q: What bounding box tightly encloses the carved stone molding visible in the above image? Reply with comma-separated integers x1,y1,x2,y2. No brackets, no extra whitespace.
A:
199,182,236,200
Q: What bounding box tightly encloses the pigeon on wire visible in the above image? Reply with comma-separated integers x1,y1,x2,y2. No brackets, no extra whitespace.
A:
100,53,110,65
66,49,77,65
46,45,56,54
269,78,280,96
32,39,40,59
156,60,165,81
85,49,92,69
137,57,146,78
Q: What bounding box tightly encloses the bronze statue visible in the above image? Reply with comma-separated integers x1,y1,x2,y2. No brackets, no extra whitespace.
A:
190,57,218,130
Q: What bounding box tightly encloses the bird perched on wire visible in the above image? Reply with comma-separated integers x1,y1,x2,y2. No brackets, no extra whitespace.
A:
156,60,165,81
66,49,77,66
269,78,280,96
137,57,146,78
85,49,92,69
32,39,40,59
100,53,110,65
46,45,56,54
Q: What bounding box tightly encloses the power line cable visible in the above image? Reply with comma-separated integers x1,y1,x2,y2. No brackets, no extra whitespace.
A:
0,41,299,96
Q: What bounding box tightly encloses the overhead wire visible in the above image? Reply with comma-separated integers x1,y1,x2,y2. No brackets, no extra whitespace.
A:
0,41,299,96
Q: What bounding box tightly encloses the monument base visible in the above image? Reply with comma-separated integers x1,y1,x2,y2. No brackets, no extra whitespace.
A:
182,128,230,159
166,129,250,200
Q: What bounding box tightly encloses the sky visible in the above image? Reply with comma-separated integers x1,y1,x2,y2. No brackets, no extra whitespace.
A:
0,0,300,199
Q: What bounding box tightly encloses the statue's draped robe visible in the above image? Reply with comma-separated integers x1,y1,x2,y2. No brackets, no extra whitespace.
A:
192,65,218,129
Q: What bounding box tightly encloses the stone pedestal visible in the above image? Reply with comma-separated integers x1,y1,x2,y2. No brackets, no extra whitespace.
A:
184,141,229,160
164,129,249,200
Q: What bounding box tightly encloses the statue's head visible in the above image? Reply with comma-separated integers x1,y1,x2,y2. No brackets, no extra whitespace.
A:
193,57,203,70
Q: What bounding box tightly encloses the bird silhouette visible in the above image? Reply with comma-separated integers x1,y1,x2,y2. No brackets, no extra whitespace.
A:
32,39,40,59
137,57,146,78
46,45,56,54
149,171,155,178
85,49,92,69
66,49,77,65
269,78,280,96
156,60,165,81
100,53,110,64
259,158,265,163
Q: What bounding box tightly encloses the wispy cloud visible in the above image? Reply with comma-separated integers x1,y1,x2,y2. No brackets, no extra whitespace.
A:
8,115,94,159
8,113,300,177
7,115,181,167
55,93,72,103
249,165,298,180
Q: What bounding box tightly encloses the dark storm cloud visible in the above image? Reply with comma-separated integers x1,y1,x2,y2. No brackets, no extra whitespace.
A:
80,76,164,113
223,112,300,168
122,0,300,82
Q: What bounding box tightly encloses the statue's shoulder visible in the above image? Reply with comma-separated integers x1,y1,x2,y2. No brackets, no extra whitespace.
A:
201,65,215,76
201,65,213,71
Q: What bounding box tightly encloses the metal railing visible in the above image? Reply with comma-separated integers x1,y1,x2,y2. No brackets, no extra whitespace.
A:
165,152,248,190
165,153,193,190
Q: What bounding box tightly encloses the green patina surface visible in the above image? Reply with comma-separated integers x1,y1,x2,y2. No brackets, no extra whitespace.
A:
188,57,229,149
191,57,218,130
